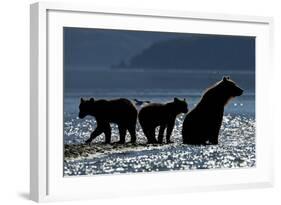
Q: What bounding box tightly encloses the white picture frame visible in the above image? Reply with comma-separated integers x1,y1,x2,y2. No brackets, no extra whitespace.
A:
30,2,274,202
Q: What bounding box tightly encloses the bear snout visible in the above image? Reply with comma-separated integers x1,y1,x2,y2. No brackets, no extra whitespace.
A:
237,88,243,96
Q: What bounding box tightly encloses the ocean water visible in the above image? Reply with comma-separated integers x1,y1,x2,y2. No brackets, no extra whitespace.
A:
63,87,255,176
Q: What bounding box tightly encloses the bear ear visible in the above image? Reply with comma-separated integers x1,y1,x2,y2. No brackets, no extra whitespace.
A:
90,98,95,102
80,98,85,103
184,98,186,102
174,97,180,102
223,76,230,81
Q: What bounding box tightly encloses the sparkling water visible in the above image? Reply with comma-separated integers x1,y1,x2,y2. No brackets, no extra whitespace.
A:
63,89,255,176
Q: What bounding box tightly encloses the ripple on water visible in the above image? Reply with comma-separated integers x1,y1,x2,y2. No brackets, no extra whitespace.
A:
63,114,255,176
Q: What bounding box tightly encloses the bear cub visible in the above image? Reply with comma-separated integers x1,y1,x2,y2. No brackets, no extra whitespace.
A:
182,76,243,145
79,98,138,144
138,98,188,144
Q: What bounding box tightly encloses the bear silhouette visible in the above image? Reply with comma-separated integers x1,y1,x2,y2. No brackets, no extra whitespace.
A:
182,76,243,145
138,98,188,144
79,98,138,144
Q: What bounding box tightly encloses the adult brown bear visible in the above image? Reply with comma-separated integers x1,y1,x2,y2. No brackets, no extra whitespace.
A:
79,98,137,144
182,77,243,145
138,98,188,144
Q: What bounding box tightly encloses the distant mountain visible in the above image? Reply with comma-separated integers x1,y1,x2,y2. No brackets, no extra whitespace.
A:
113,36,255,70
64,28,153,68
64,27,195,69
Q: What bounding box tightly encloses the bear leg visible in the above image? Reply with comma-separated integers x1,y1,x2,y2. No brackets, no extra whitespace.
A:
182,124,203,145
139,117,157,144
166,121,175,143
127,124,137,144
183,136,206,145
157,124,166,144
103,123,112,144
210,126,220,145
117,125,127,144
85,125,104,144
143,127,157,144
209,135,218,145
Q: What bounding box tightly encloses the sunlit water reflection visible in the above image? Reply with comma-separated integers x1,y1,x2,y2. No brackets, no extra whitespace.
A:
64,114,255,176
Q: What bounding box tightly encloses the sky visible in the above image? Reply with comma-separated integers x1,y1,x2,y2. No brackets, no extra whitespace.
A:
63,27,255,92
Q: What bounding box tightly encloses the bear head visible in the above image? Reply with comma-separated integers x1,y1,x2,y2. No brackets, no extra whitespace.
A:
173,97,189,114
78,97,95,119
217,76,243,105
